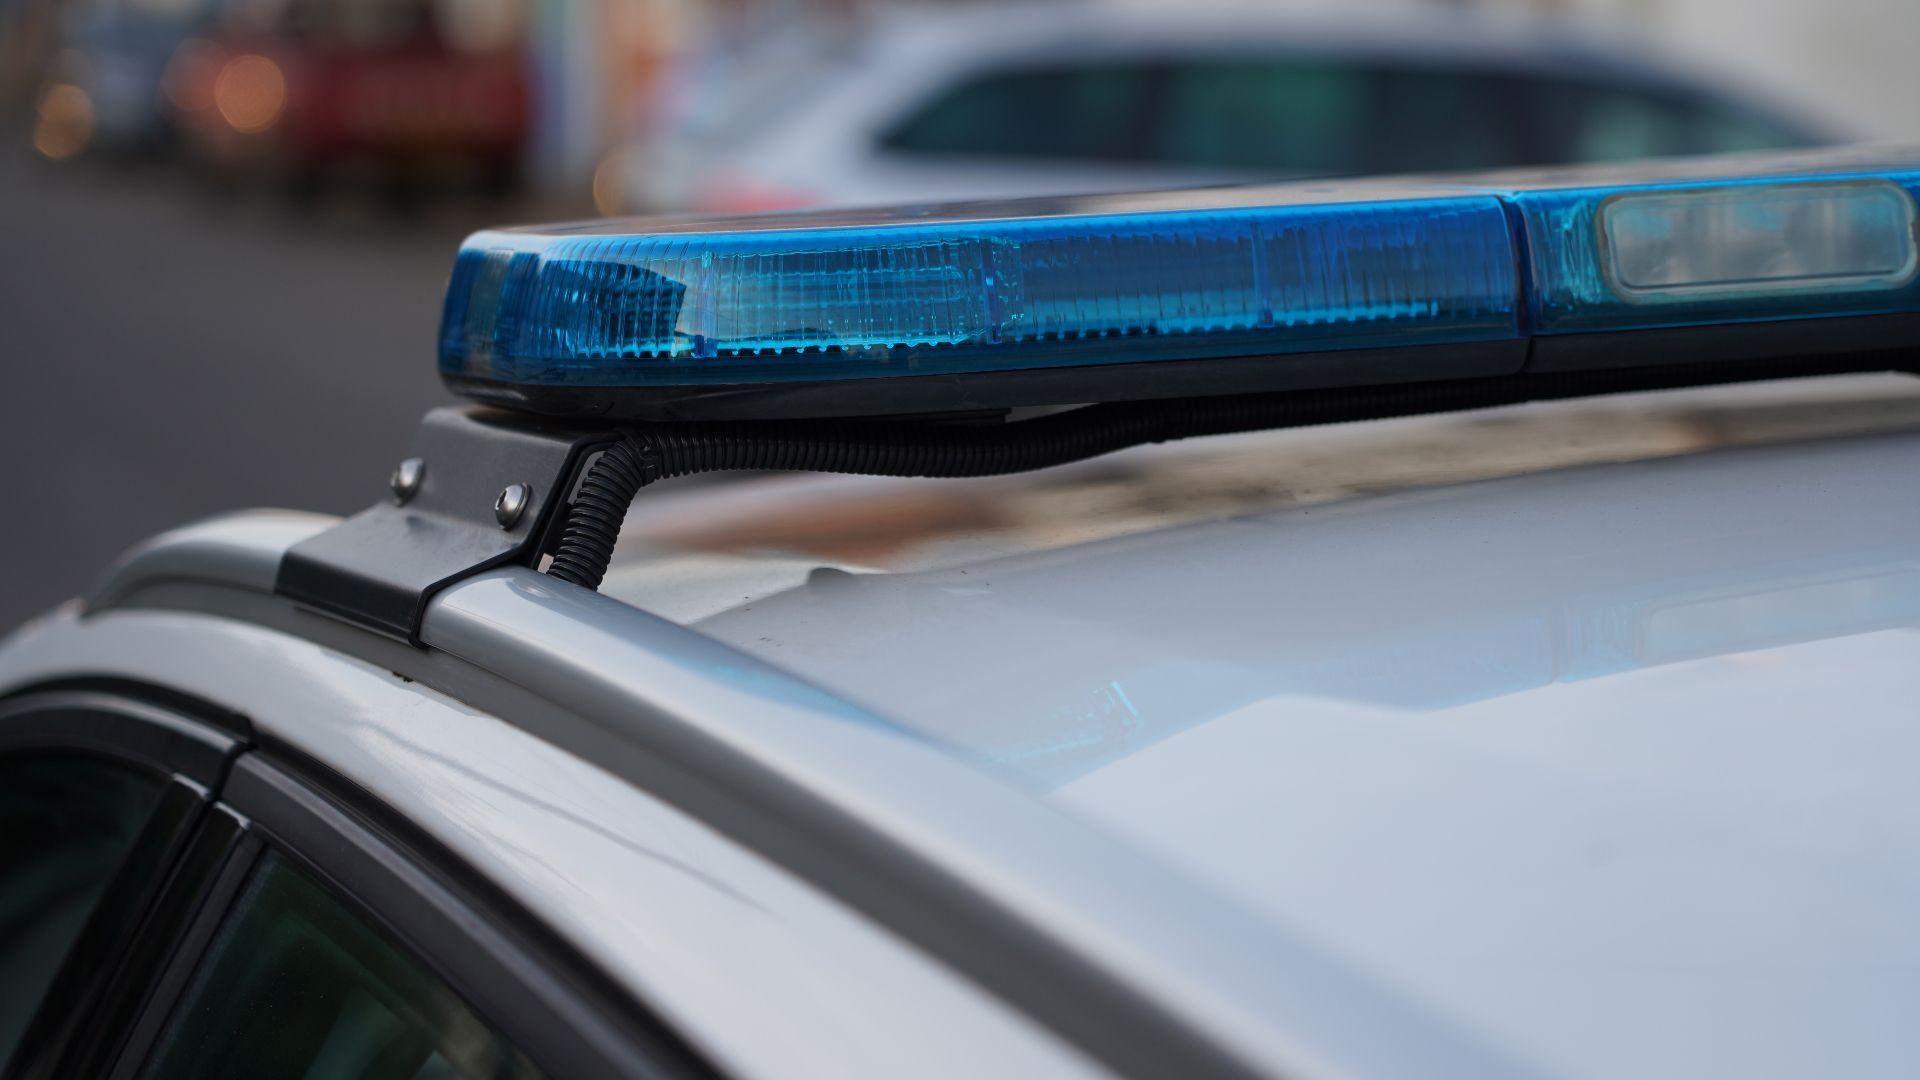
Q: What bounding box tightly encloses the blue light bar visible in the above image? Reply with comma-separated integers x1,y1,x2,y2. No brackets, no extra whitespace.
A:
440,146,1920,418
441,191,1521,388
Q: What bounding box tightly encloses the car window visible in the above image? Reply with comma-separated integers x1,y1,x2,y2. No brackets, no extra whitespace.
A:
0,752,167,1068
881,62,1154,161
1569,90,1807,160
1692,104,1811,153
1152,59,1370,174
1155,60,1811,175
142,850,544,1079
885,54,1811,176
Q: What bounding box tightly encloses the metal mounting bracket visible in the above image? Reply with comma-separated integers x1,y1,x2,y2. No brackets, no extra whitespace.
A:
274,406,621,645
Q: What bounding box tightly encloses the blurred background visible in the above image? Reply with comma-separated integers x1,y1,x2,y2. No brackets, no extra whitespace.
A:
1,0,1916,631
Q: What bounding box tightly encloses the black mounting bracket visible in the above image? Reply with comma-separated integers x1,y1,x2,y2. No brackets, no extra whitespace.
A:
274,406,620,645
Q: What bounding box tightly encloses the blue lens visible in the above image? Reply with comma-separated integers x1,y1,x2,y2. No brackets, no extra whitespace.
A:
440,147,1920,405
439,193,1523,387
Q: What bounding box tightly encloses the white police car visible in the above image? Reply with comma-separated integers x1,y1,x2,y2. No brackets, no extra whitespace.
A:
3,145,1919,1080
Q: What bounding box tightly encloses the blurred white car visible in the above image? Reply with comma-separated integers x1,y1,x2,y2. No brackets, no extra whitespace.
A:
611,4,1835,213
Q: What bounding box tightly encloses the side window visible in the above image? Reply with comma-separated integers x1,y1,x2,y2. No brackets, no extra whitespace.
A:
1524,81,1811,165
1152,60,1541,176
1152,58,1370,175
1154,58,1815,176
0,752,167,1067
881,63,1154,161
142,851,544,1079
1365,68,1533,172
1563,87,1706,162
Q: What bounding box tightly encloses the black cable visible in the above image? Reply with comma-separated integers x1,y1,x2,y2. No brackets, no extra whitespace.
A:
543,353,1907,590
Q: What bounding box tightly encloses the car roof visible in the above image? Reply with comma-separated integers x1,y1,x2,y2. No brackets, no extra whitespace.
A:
597,373,1920,1077
43,374,1920,1077
870,3,1629,65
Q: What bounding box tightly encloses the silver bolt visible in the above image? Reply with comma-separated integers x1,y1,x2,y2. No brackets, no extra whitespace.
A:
494,483,531,529
390,458,424,504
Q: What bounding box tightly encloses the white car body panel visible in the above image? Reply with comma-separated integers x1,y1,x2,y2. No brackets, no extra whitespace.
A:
10,376,1920,1077
0,608,1107,1080
670,399,1920,1080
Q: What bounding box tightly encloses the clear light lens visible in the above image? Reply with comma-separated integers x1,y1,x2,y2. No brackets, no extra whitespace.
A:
1600,181,1917,301
1497,155,1920,335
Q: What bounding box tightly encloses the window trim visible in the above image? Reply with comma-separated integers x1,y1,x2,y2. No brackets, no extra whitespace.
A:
80,806,255,1080
0,687,247,1080
0,688,243,789
113,752,717,1080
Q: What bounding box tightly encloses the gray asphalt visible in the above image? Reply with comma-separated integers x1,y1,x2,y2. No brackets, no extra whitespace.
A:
0,150,523,631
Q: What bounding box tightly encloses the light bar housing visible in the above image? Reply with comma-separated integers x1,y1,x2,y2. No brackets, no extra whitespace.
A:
441,146,1920,419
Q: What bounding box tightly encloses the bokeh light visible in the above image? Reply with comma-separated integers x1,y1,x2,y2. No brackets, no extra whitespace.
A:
213,54,287,135
32,83,94,160
591,151,628,215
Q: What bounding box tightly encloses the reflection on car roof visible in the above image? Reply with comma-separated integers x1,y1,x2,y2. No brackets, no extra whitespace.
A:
605,374,1920,1079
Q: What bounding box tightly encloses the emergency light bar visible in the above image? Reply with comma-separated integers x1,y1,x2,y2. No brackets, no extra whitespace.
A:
439,146,1920,419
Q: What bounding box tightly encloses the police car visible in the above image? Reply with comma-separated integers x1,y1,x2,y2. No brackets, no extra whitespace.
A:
3,145,1918,1079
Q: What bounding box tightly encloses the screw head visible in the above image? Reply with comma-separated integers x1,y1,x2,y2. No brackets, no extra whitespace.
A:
494,483,531,529
390,457,424,503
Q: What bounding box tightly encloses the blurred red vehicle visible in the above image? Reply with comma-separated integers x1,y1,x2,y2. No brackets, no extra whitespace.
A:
167,0,528,195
